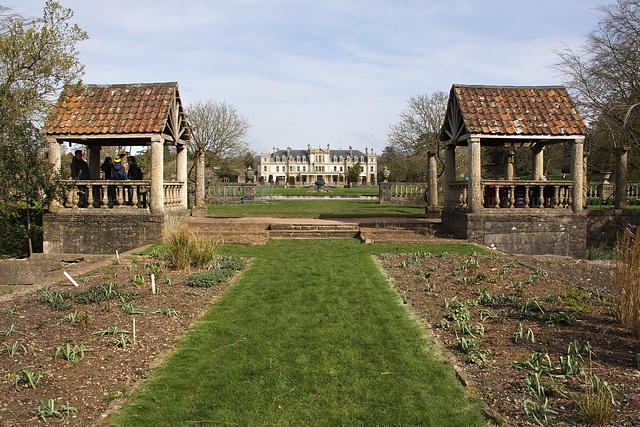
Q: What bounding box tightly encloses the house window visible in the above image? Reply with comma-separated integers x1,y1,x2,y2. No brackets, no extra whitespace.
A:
370,166,374,172
297,166,300,171
334,166,337,172
340,166,343,172
276,166,279,172
263,166,267,172
303,166,306,171
289,166,293,172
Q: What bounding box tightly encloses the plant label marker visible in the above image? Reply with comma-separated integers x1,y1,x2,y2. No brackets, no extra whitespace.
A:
151,274,156,295
63,271,79,287
133,318,136,346
116,250,120,263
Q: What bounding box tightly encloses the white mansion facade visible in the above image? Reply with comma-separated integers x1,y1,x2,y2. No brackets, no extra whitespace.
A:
259,145,378,185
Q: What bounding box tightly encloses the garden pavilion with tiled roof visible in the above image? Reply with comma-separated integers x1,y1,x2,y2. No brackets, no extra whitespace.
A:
439,84,588,256
43,82,190,254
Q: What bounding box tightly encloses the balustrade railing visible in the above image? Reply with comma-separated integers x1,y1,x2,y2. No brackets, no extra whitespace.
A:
62,180,184,209
447,180,574,210
390,183,427,204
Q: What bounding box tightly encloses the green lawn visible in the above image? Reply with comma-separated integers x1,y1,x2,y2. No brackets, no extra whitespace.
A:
208,199,425,216
112,240,486,426
271,187,379,196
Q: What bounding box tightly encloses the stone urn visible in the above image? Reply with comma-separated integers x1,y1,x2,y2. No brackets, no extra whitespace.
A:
314,178,325,192
382,166,390,183
245,166,254,183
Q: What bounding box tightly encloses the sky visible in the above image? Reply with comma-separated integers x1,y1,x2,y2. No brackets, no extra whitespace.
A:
13,0,604,156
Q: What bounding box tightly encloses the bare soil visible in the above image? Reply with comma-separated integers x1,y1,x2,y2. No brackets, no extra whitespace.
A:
379,250,640,426
0,255,234,426
1,244,638,426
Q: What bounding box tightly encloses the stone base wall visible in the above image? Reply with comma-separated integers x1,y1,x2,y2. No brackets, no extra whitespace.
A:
442,208,586,257
43,209,189,255
586,209,640,248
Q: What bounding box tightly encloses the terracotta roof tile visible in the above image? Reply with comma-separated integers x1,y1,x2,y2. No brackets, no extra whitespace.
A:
45,82,179,136
441,85,587,141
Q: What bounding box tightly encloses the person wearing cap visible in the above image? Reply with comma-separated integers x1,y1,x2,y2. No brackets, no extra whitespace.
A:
110,154,129,204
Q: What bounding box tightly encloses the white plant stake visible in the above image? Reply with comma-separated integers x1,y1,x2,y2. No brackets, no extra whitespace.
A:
151,274,156,295
63,271,79,287
133,318,136,346
116,250,120,263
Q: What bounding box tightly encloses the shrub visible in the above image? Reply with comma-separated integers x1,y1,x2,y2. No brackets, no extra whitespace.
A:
186,269,235,288
614,225,640,337
164,228,218,270
218,256,245,271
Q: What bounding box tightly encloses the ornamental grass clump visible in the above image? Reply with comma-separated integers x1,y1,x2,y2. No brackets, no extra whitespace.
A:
614,225,640,337
164,228,218,270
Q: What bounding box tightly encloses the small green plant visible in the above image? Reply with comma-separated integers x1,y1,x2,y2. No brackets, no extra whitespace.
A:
524,397,557,426
524,371,546,400
568,340,593,361
535,267,548,276
455,320,484,337
513,323,535,343
513,352,553,374
110,333,132,349
479,308,501,320
557,354,582,377
0,323,22,336
34,399,76,422
545,311,577,327
54,343,89,363
422,282,436,292
163,228,219,270
36,285,71,311
1,341,27,356
153,307,179,317
457,336,481,353
520,298,545,316
92,326,130,336
186,269,236,288
14,369,42,389
132,274,145,287
57,310,90,325
121,303,145,314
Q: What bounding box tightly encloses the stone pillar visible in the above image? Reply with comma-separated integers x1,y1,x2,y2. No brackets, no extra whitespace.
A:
47,137,61,211
615,147,630,210
150,137,164,214
195,150,205,207
531,145,544,180
379,182,391,205
443,144,456,207
505,148,516,180
88,146,101,179
570,138,584,213
176,143,188,209
467,138,482,213
427,151,438,206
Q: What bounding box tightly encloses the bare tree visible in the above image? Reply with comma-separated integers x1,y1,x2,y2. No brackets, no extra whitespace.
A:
555,0,640,161
186,100,250,206
386,92,448,181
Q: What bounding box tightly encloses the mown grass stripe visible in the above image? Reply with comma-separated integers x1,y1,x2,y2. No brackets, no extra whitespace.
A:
112,240,486,426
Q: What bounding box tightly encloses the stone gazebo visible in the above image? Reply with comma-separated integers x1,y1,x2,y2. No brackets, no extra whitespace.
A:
43,82,190,254
439,85,587,256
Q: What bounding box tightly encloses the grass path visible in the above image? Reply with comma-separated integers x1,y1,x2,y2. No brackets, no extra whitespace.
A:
112,240,486,426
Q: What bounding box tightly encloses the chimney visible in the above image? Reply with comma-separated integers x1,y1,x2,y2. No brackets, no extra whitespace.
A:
287,147,291,157
365,147,368,155
349,146,353,157
327,144,330,153
273,147,276,155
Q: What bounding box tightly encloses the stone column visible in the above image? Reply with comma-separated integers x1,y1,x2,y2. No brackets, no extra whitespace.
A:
467,137,482,213
88,146,101,179
47,137,61,211
615,146,630,210
150,137,164,214
195,150,205,207
427,151,438,207
379,182,391,205
176,143,188,209
505,148,516,180
531,145,544,180
443,144,456,208
570,138,585,213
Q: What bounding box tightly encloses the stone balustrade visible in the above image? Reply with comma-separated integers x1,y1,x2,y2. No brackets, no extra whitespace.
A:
448,180,574,209
62,180,184,209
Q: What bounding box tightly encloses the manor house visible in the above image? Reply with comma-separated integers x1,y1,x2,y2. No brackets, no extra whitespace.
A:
260,145,377,185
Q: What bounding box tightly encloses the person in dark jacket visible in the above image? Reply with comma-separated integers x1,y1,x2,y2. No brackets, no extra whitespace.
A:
110,154,129,205
126,156,144,205
70,150,89,179
70,150,90,205
101,157,115,205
